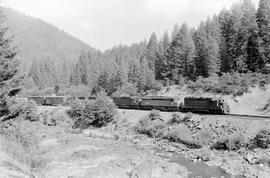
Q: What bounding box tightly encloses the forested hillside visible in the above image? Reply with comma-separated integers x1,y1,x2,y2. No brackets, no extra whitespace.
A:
10,0,270,96
3,7,91,74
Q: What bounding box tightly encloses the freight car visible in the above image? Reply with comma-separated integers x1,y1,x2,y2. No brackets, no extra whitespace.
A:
28,96,45,105
28,96,65,106
44,96,65,106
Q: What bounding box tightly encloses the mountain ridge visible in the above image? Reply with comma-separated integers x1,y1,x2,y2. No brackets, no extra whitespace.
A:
2,7,92,73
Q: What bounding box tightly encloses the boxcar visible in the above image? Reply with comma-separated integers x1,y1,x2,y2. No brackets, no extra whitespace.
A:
28,96,45,105
182,97,226,114
140,97,178,111
44,96,65,106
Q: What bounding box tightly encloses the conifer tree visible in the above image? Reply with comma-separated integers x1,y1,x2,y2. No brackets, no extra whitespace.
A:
155,31,170,80
194,22,209,77
171,24,180,41
0,8,20,118
145,32,158,72
256,0,270,71
28,59,41,86
240,0,263,72
166,23,196,81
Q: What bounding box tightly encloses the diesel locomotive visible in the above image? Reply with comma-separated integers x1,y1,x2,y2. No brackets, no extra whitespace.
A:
28,95,230,114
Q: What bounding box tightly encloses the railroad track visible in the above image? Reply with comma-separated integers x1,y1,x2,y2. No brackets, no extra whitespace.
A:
225,113,270,119
199,113,270,120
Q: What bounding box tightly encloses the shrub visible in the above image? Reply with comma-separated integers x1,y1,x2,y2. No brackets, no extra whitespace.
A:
148,109,163,121
182,113,193,122
249,129,270,149
41,108,73,128
167,112,185,125
135,117,166,138
211,132,247,151
163,124,201,148
135,110,166,137
44,87,54,95
0,120,49,175
0,98,38,125
67,98,85,119
58,85,92,97
187,72,270,96
112,83,139,97
67,92,117,129
27,88,45,96
195,129,213,146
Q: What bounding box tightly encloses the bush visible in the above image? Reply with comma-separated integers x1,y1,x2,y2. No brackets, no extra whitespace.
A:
135,110,166,138
0,98,38,125
195,129,213,146
58,85,92,97
187,72,270,96
0,120,49,175
211,132,247,151
148,110,163,121
135,118,167,138
66,98,85,119
163,124,201,148
167,112,185,125
249,129,270,149
112,83,139,97
67,92,117,129
41,108,73,128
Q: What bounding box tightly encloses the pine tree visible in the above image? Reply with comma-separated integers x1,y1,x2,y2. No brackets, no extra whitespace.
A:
137,57,155,93
171,24,180,41
240,0,263,72
194,22,209,77
0,8,20,118
205,17,221,75
229,3,246,72
166,23,196,81
128,60,141,84
219,9,232,72
155,31,170,80
28,59,41,86
256,0,270,71
144,32,158,72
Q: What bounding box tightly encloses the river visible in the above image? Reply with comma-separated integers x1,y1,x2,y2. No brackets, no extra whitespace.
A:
154,148,244,178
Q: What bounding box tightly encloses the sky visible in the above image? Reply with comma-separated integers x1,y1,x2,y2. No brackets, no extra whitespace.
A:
2,0,259,50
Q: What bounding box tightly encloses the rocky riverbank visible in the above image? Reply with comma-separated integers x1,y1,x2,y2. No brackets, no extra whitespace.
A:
114,109,270,178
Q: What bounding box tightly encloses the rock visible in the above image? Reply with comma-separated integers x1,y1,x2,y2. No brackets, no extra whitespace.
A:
39,138,59,147
83,129,118,139
202,155,210,162
245,153,257,164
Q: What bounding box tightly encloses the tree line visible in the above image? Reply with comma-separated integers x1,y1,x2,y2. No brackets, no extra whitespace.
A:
28,0,270,95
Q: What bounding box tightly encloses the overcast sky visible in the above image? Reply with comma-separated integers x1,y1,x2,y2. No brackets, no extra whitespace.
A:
2,0,259,50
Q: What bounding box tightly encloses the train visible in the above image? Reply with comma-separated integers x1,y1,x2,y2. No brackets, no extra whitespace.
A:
28,95,230,114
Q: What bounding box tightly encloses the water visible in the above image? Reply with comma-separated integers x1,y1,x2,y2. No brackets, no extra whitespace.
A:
154,148,244,178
